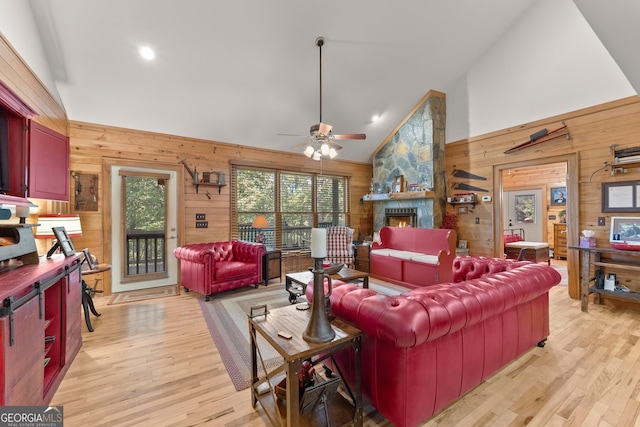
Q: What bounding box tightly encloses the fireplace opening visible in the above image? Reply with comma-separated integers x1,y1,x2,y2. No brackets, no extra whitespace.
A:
385,208,417,228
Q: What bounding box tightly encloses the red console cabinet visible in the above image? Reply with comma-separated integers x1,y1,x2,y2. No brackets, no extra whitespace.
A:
0,254,82,405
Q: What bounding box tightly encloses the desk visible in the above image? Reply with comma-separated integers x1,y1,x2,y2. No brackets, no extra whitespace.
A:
570,245,640,312
250,304,362,426
81,264,110,332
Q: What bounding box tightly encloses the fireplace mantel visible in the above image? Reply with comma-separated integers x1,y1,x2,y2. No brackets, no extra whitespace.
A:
362,190,435,202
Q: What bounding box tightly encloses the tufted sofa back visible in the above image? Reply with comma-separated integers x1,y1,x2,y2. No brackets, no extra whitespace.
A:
452,255,530,282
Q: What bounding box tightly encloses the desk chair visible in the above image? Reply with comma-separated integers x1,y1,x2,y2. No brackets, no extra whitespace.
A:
81,248,111,332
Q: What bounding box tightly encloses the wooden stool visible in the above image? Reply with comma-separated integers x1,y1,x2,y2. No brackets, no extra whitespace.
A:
505,241,550,265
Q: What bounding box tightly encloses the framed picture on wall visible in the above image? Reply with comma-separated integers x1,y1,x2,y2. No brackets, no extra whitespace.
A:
550,187,566,206
602,181,640,212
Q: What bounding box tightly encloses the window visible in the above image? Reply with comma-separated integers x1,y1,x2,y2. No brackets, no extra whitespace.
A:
232,165,350,251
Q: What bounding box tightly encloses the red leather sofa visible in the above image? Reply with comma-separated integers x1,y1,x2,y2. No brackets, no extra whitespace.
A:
370,226,456,288
308,256,560,427
173,241,266,301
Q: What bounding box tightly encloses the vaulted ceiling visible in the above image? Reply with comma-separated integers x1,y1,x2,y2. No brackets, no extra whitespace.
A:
3,0,639,162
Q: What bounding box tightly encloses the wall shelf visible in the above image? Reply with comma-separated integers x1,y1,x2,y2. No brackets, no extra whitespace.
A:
181,161,226,194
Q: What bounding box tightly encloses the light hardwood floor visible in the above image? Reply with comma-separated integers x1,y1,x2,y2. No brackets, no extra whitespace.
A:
52,277,640,426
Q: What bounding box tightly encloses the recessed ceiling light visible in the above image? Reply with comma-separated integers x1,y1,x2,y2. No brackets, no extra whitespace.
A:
139,46,156,60
371,114,380,122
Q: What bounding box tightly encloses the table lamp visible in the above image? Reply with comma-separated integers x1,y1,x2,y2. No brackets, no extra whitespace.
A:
35,214,83,257
252,215,269,244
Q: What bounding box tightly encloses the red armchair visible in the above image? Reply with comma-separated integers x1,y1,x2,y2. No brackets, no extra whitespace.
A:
173,241,266,301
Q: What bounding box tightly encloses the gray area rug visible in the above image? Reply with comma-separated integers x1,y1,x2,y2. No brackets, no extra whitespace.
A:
198,284,294,391
197,279,398,391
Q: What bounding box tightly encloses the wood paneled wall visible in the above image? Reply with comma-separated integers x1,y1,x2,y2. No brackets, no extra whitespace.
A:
0,34,66,136
69,121,373,294
446,95,640,300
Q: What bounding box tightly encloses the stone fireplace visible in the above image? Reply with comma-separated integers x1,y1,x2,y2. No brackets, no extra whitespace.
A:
385,208,417,227
370,90,446,231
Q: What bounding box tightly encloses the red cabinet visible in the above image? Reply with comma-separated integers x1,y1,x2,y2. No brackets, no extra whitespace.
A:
0,254,82,405
28,121,70,201
0,82,69,201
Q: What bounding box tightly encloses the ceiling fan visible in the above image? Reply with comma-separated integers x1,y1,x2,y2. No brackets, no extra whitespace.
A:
286,37,366,160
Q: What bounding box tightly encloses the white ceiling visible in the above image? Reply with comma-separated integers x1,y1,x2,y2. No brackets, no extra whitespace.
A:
6,1,640,162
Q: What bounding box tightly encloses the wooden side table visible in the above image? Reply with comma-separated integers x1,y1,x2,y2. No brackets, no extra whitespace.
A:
354,243,370,273
263,248,282,285
250,304,362,426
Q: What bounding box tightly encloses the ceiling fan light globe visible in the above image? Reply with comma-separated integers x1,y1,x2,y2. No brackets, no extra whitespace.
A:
304,146,315,157
320,143,330,156
312,151,321,161
329,148,338,159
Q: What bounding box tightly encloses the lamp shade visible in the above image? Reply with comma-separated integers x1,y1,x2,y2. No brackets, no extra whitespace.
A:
252,215,269,229
35,214,83,238
0,194,38,207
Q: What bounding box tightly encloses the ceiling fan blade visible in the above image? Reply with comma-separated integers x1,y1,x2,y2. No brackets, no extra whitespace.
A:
333,133,366,140
292,140,312,149
326,140,343,150
278,133,307,137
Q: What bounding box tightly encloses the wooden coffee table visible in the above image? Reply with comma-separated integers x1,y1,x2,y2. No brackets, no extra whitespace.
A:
285,266,369,304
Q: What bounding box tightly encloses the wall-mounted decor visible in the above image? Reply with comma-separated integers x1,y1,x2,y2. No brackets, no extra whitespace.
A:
550,187,566,206
72,172,98,211
451,169,487,180
602,181,640,212
504,122,570,154
452,182,488,192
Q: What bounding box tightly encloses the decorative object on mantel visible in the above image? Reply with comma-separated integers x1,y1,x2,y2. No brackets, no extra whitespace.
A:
392,175,406,193
503,122,569,154
71,172,98,211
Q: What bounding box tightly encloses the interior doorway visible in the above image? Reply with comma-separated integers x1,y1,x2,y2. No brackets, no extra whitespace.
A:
493,153,579,298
